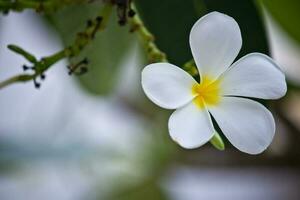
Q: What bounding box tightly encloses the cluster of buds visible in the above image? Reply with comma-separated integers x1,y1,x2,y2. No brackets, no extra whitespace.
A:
22,64,46,88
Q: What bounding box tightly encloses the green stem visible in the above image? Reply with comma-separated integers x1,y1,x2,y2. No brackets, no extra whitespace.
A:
129,4,167,63
0,74,34,90
0,2,113,89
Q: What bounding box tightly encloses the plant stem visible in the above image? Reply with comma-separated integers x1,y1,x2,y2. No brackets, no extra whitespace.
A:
0,2,113,90
128,4,167,63
0,74,34,89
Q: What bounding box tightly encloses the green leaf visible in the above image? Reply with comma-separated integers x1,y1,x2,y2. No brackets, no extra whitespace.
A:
210,132,225,151
135,0,207,66
47,3,133,95
259,0,300,45
203,0,270,57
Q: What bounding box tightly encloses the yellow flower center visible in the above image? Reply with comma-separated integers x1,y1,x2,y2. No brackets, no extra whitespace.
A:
191,76,221,109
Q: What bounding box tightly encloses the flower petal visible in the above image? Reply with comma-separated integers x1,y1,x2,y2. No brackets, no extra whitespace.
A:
220,53,287,99
142,63,197,109
209,97,275,154
168,102,214,149
190,11,242,80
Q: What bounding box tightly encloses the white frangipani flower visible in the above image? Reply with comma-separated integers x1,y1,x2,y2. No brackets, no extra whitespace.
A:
141,12,287,154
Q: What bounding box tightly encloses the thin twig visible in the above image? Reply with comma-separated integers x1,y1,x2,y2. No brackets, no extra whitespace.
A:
0,74,34,89
0,2,113,89
128,4,167,63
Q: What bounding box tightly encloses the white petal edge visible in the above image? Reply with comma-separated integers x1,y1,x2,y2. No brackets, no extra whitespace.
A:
190,11,242,80
220,53,287,99
209,97,275,154
141,63,197,109
168,102,215,149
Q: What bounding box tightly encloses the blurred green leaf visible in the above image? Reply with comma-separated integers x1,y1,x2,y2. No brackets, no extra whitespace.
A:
203,0,270,57
48,3,133,95
259,0,300,45
135,0,206,66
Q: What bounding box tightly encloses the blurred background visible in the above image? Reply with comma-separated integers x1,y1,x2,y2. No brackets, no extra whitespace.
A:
0,0,300,199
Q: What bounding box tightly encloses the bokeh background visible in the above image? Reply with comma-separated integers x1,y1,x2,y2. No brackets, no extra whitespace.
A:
1,0,300,199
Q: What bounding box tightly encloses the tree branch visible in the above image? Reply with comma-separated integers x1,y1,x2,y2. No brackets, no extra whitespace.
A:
0,2,113,89
128,4,167,63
